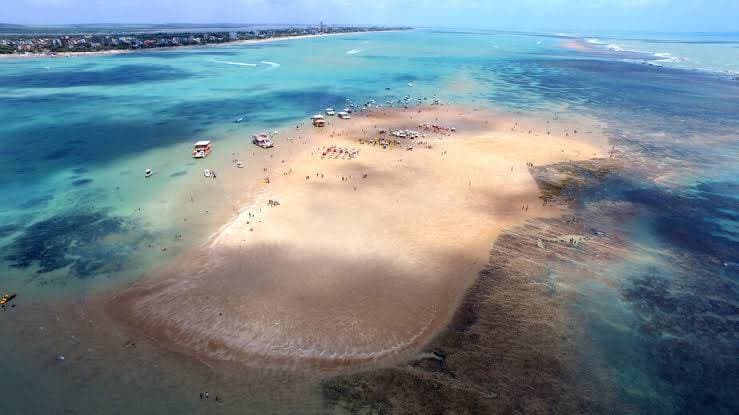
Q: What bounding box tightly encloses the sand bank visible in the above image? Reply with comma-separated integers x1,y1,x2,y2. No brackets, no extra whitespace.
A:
108,105,607,369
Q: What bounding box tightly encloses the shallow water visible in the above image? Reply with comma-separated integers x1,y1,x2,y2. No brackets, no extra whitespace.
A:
0,29,737,413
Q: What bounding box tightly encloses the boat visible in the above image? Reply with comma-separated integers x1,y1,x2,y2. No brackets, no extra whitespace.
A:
203,169,214,178
252,133,274,148
192,140,213,158
0,293,16,306
311,114,326,127
236,161,244,168
325,108,336,116
234,116,244,123
145,169,153,178
337,111,351,119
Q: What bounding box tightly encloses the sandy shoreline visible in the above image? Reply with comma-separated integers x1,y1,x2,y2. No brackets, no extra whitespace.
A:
0,30,403,60
107,104,607,371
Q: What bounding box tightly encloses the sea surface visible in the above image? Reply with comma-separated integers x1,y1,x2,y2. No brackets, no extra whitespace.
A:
0,29,737,414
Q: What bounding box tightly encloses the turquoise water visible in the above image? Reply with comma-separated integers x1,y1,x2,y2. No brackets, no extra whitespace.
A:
0,29,737,413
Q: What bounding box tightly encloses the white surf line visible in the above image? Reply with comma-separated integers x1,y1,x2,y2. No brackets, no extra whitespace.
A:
210,59,258,67
260,61,281,68
345,49,361,55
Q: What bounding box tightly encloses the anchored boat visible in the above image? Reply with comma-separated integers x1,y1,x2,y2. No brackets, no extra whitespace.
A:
252,133,274,148
192,140,213,158
311,114,326,127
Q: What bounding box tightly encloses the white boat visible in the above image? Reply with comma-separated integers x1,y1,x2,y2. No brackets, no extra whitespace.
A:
234,116,244,123
236,161,244,168
325,108,336,116
311,114,326,127
144,169,153,178
252,133,274,148
192,140,213,158
203,169,213,178
337,111,351,119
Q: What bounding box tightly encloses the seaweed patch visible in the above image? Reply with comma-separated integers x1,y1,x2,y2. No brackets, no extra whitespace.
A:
3,208,137,278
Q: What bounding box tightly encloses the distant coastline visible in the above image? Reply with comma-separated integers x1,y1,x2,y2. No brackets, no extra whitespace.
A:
0,27,410,59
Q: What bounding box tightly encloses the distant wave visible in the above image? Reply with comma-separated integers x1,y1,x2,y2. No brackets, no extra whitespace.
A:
585,38,623,51
652,52,680,63
210,59,258,67
582,38,683,65
346,49,361,55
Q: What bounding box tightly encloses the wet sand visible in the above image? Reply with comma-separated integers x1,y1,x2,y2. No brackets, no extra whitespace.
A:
108,105,607,369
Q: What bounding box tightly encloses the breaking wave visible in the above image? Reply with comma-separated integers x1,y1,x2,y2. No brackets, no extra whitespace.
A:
260,61,281,69
210,59,258,67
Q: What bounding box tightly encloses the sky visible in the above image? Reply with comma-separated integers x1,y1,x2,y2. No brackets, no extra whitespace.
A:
2,0,738,33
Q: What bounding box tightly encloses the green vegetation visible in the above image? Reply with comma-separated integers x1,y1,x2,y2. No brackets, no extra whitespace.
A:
0,26,410,55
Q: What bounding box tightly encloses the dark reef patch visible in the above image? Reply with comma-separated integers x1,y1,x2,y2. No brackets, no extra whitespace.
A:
0,93,109,108
3,208,137,278
483,58,739,135
0,64,191,88
531,158,628,206
622,265,739,414
17,194,54,209
0,224,20,239
71,178,94,187
44,147,74,161
624,182,739,264
169,170,187,178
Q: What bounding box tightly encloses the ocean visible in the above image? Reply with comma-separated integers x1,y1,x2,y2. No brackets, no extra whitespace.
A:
0,29,737,414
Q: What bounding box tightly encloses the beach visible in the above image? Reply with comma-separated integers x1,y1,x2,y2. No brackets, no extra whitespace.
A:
0,30,402,60
108,105,606,368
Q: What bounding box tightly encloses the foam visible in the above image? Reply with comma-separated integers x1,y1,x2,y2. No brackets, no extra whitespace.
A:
260,61,281,69
210,59,258,67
